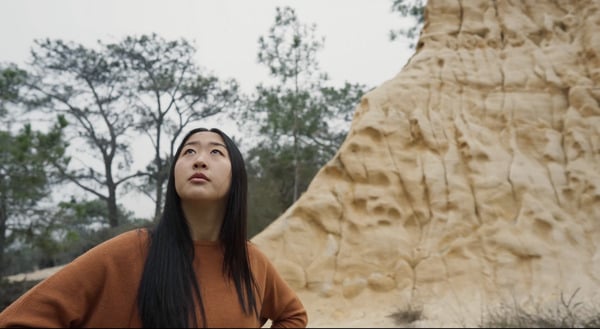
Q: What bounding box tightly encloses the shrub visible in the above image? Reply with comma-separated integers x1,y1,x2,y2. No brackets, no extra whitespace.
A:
0,278,42,311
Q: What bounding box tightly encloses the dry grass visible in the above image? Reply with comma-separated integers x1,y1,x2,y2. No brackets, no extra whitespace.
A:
481,289,600,328
386,289,600,328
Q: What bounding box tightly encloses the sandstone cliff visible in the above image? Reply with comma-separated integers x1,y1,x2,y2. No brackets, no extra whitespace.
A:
251,0,600,326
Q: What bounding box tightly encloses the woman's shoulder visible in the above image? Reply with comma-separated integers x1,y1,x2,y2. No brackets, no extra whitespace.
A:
246,241,274,267
73,227,151,264
246,240,264,255
32,228,151,292
96,227,150,250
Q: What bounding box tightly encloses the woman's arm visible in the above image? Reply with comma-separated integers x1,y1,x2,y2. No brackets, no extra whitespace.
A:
0,229,147,328
0,252,106,327
250,244,308,328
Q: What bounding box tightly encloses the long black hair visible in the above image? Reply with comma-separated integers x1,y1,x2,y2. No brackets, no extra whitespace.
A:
137,127,259,327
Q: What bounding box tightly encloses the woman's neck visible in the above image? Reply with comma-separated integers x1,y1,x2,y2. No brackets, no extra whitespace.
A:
180,201,225,241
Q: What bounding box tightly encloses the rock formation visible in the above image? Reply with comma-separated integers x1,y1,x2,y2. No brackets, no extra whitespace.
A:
251,0,600,326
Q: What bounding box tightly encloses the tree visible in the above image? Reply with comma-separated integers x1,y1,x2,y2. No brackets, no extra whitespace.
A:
24,35,240,226
107,34,240,222
244,7,367,236
25,39,138,228
389,0,426,48
0,64,69,274
254,6,326,202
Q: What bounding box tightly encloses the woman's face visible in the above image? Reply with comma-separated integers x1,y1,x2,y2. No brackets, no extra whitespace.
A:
174,131,232,204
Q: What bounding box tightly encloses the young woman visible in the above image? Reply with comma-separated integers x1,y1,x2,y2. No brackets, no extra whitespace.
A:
0,127,308,328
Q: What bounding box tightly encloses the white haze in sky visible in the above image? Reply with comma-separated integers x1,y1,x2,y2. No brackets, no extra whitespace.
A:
0,0,417,219
1,0,415,93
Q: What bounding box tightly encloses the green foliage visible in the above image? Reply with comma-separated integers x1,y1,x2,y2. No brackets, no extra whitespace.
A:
389,0,426,48
245,7,367,236
4,198,144,276
258,6,325,84
246,143,321,238
0,65,27,117
0,110,69,275
0,278,42,311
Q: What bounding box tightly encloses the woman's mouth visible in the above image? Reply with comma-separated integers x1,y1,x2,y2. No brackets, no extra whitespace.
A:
189,173,209,181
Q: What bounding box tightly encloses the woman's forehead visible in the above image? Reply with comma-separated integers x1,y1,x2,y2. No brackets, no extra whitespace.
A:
185,131,226,146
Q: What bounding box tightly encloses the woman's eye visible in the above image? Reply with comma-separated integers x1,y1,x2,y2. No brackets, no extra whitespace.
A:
183,149,195,155
211,149,223,155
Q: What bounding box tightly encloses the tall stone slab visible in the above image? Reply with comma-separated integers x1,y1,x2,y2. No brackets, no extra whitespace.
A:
252,0,600,326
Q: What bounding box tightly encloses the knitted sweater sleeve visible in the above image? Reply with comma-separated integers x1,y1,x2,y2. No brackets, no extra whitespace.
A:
249,243,308,328
0,229,146,328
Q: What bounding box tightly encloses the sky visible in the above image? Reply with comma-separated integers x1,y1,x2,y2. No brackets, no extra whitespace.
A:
0,0,417,218
1,0,415,93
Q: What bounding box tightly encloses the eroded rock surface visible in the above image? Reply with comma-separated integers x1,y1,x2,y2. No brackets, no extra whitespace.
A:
252,0,600,326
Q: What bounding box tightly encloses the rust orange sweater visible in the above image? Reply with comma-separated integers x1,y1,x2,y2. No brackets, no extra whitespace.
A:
0,229,307,328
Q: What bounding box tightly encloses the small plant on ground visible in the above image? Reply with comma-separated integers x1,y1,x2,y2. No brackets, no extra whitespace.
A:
388,303,424,326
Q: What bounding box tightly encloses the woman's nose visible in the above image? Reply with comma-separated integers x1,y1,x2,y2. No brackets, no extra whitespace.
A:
193,155,208,169
193,161,207,169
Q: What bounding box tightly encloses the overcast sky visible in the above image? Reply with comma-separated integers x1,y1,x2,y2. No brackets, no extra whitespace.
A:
0,0,415,92
0,0,417,218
